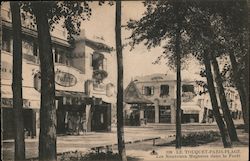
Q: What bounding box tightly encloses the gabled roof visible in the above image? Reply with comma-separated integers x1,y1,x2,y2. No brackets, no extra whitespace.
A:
124,81,153,104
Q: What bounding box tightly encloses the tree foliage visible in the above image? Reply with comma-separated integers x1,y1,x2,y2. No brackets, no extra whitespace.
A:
21,2,90,43
21,1,113,43
126,1,192,69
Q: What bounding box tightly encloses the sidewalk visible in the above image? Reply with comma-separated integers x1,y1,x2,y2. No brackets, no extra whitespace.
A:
2,127,169,160
122,129,249,161
2,123,248,161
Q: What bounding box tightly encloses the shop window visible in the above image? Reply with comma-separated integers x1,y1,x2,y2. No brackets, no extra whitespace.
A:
160,84,169,97
143,86,154,96
182,84,194,93
159,106,171,123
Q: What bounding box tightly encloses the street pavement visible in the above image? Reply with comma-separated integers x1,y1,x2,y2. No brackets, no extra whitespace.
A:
124,129,249,161
2,121,248,161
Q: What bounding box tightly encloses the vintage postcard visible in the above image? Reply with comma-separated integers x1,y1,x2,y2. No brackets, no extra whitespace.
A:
1,1,249,161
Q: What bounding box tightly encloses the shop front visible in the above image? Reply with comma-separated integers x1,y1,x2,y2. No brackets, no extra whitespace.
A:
1,87,40,140
2,107,37,140
159,105,171,123
144,106,155,123
124,81,153,126
57,104,86,135
55,93,112,134
124,105,141,126
55,91,87,135
181,104,201,123
91,101,111,132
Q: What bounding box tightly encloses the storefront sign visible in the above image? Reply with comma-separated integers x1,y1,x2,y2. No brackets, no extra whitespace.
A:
55,70,77,87
1,98,29,108
1,98,13,107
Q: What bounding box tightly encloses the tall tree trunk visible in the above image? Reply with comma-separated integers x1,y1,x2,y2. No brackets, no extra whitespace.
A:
115,1,127,161
229,52,249,132
203,51,232,148
244,0,250,132
32,3,57,161
174,1,182,149
10,2,26,160
211,54,239,141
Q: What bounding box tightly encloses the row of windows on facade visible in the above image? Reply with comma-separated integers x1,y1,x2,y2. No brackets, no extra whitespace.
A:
2,33,107,71
2,33,71,65
142,84,194,97
2,7,67,39
225,91,238,101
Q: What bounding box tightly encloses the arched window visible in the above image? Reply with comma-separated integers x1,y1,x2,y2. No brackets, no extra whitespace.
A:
34,72,41,92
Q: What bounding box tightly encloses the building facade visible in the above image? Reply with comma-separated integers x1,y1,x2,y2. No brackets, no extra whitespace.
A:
1,3,116,139
124,73,204,125
124,73,242,125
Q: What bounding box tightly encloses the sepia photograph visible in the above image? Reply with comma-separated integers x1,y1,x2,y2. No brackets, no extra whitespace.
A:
1,1,249,161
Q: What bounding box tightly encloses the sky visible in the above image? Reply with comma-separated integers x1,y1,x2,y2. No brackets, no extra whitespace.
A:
80,1,201,87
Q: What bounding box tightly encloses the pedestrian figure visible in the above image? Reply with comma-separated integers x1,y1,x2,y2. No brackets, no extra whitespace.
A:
150,150,158,155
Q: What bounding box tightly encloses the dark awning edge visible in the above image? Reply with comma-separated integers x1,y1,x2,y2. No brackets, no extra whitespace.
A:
85,38,114,53
55,90,87,98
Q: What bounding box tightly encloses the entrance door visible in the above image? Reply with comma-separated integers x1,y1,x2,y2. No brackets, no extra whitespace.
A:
23,109,36,138
159,106,171,123
57,109,66,134
144,106,155,123
91,104,111,131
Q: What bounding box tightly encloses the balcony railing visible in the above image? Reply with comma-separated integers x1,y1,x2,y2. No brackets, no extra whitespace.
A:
93,82,106,95
93,83,105,91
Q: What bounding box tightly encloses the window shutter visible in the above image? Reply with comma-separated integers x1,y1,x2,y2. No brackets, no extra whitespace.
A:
151,86,154,95
142,86,145,95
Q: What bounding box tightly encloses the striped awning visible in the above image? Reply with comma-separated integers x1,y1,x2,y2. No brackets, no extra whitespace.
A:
181,104,201,114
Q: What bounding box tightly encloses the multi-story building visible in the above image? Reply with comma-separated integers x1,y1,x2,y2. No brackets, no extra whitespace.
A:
1,3,116,139
202,86,242,123
124,73,204,125
124,73,242,125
